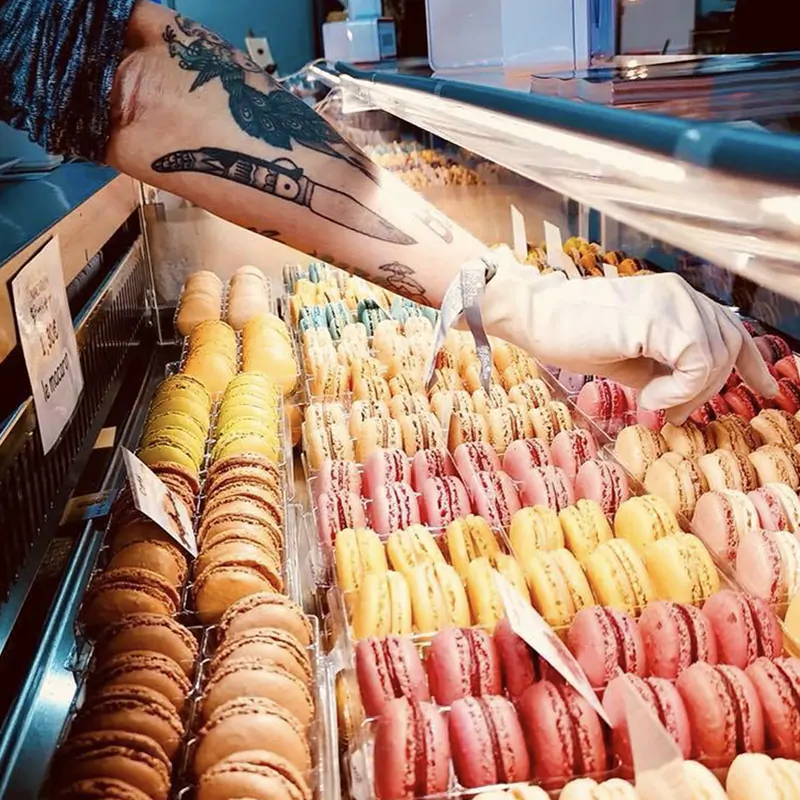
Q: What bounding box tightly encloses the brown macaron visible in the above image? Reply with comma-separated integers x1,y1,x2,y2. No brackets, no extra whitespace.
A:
71,685,185,759
96,614,198,677
80,569,179,629
109,518,176,555
200,657,314,726
195,538,281,581
193,562,282,625
54,777,152,800
193,697,310,779
52,731,171,800
206,454,280,490
88,650,191,712
107,540,188,588
208,627,311,683
198,508,283,550
203,484,283,526
196,750,312,800
219,593,312,647
147,461,202,497
199,516,283,553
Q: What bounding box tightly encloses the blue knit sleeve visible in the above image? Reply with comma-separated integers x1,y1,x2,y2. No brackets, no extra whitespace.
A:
0,0,137,161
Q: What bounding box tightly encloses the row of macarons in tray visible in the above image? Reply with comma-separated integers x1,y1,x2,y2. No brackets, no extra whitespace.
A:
364,651,800,799
49,591,318,800
174,266,273,337
331,511,726,638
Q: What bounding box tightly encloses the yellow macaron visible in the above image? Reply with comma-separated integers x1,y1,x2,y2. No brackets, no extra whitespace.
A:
352,571,412,639
407,563,470,633
466,555,530,632
613,494,682,556
385,525,445,576
644,532,720,605
559,499,614,566
446,515,500,581
586,539,655,615
509,506,565,562
335,527,388,596
523,548,594,628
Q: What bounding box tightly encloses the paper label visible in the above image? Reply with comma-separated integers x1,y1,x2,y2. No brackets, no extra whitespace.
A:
602,262,619,278
494,573,610,724
122,449,198,556
544,221,582,279
94,427,117,450
619,673,691,800
59,490,114,525
434,391,454,452
510,205,528,262
12,238,84,454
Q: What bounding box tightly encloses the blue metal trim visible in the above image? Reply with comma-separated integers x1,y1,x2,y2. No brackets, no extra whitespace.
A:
331,62,800,186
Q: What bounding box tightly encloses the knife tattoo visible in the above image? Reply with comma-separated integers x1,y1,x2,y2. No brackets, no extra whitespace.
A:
152,148,416,245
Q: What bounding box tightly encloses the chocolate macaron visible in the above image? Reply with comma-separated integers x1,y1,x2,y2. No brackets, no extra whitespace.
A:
208,627,311,683
196,750,312,800
55,778,152,800
219,593,312,647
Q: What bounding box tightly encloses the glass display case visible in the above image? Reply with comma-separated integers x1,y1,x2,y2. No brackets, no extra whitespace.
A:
0,52,799,800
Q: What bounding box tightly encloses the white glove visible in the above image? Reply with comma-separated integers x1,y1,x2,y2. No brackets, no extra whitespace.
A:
478,260,777,424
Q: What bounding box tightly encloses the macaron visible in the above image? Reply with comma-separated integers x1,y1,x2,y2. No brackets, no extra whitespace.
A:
726,752,800,800
523,548,595,627
96,614,198,676
614,425,667,481
602,674,691,775
502,438,551,484
517,465,575,512
52,731,171,800
446,515,500,580
487,404,533,455
701,590,782,669
774,378,800,413
373,698,450,800
419,475,471,528
550,429,598,481
409,448,455,493
707,414,762,455
470,470,521,530
220,592,312,647
754,334,791,364
80,569,180,628
676,661,764,767
492,616,552,701
193,696,311,778
518,681,605,784
54,778,152,800
465,554,530,631
697,448,759,492
643,452,709,518
508,378,552,411
427,627,502,706
644,532,720,605
385,524,445,575
71,685,185,759
638,600,718,679
509,505,565,557
735,529,800,603
195,749,312,800
574,458,631,518
529,401,574,445
690,394,731,427
316,490,367,549
567,606,646,688
362,448,410,499
691,489,760,564
407,563,470,633
661,420,715,459
750,408,800,448
353,571,413,639
749,443,800,489
585,539,654,615
558,499,613,565
449,695,530,787
334,527,388,596
724,384,770,421
614,494,682,556
745,656,800,759
106,540,188,589
369,482,421,536
558,779,638,800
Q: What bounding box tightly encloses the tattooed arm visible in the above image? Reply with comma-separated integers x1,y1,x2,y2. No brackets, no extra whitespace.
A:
107,1,490,306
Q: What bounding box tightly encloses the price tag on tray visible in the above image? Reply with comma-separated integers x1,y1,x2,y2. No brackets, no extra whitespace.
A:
510,205,528,262
494,572,610,724
122,448,198,556
12,237,84,454
618,672,692,800
544,221,582,279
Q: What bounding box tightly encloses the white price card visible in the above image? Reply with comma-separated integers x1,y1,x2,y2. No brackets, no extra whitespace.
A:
12,237,84,454
543,221,581,279
122,448,198,556
510,205,528,262
494,573,610,724
618,673,691,800
602,262,619,278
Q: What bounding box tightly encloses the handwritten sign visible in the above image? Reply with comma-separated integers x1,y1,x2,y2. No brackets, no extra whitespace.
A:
122,449,197,556
618,673,691,800
495,573,610,724
544,221,582,279
510,205,528,262
12,238,84,454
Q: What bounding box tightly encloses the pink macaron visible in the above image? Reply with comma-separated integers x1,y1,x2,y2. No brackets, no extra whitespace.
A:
575,458,630,517
676,662,764,767
550,428,599,481
420,475,471,529
638,601,718,680
754,334,791,364
775,356,800,381
426,628,502,706
448,695,530,788
774,378,800,414
746,656,800,759
691,489,759,564
735,529,800,603
723,384,770,421
603,673,692,776
356,636,430,717
314,459,362,501
410,448,455,493
519,681,606,784
316,489,366,548
470,470,521,530
689,394,731,426
493,616,553,701
701,590,782,670
576,378,630,422
362,448,410,499
636,406,667,432
369,482,420,536
567,606,646,689
517,465,575,512
747,484,800,532
374,698,450,800
502,438,552,484
454,441,502,494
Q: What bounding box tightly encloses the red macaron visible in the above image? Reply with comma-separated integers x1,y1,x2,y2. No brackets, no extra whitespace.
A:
427,627,501,706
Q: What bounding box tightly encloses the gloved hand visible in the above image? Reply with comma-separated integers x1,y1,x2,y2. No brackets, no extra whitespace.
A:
478,258,777,424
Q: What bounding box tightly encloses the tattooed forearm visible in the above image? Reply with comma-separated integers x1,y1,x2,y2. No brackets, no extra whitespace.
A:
152,147,416,245
377,263,429,305
164,14,378,181
248,228,282,240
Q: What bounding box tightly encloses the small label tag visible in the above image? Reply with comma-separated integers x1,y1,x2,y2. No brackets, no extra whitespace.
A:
12,237,84,454
93,427,117,450
122,449,197,556
510,205,528,262
544,221,582,279
602,262,619,278
60,490,114,525
434,391,454,453
495,573,610,724
619,673,691,800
